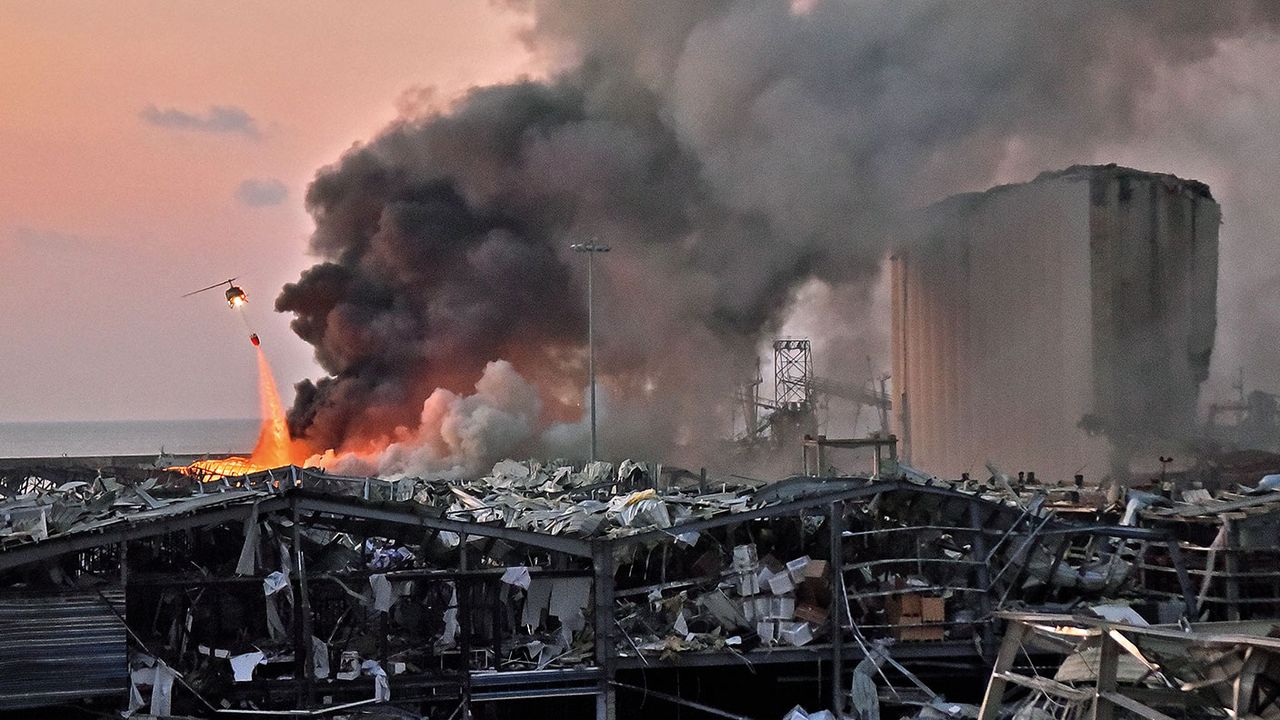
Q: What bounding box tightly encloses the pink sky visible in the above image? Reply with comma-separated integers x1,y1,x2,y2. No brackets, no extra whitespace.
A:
0,2,539,421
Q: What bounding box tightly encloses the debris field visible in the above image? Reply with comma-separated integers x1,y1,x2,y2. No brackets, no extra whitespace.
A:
3,450,1280,719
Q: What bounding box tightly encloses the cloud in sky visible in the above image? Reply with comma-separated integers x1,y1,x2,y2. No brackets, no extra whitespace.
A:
140,104,261,138
8,225,93,253
235,178,288,207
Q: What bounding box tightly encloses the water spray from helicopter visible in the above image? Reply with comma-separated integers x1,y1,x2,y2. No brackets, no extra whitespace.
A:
180,277,291,473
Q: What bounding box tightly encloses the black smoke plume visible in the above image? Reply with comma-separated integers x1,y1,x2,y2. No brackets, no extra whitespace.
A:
279,0,1280,470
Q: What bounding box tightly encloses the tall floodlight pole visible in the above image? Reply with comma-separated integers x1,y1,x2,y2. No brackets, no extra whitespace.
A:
571,241,610,463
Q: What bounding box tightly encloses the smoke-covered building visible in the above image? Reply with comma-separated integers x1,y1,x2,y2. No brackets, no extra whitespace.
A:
891,164,1220,480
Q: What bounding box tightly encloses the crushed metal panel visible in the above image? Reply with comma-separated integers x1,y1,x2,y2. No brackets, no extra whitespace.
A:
0,589,127,710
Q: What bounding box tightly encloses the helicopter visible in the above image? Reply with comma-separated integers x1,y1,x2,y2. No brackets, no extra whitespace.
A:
183,278,248,308
184,278,259,346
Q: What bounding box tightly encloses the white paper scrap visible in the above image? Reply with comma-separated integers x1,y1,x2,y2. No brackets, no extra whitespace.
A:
311,636,330,679
361,660,391,701
501,566,533,590
676,531,700,547
262,570,289,596
673,611,689,636
370,573,394,613
149,663,176,716
230,651,265,682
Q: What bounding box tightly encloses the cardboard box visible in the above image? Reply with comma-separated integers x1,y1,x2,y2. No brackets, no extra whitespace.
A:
885,592,945,641
756,566,775,591
786,556,811,582
778,621,814,647
885,593,922,624
753,597,771,619
768,571,796,596
920,596,945,623
794,603,829,625
767,595,796,620
894,624,944,641
796,577,831,608
803,559,829,579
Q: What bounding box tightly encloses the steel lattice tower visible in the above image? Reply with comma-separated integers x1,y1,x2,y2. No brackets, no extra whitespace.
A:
773,339,813,409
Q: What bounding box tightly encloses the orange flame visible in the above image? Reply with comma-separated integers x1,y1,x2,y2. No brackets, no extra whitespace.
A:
248,346,291,468
177,347,297,479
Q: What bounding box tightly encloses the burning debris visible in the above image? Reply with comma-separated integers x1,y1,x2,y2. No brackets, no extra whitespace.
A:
179,346,298,479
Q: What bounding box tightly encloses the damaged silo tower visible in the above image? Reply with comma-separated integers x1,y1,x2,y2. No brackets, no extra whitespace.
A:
891,164,1219,479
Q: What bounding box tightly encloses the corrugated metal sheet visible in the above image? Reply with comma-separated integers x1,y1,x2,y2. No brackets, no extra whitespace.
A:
0,589,127,710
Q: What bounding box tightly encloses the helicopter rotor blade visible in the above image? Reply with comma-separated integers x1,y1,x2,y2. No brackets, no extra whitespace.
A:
181,277,238,298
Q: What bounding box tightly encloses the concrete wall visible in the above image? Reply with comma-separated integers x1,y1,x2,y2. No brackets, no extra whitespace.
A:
891,165,1219,480
1088,167,1220,449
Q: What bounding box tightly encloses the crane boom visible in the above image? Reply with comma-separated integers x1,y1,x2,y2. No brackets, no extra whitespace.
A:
803,375,891,409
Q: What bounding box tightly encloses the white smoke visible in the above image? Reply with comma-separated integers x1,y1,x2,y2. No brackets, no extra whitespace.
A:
319,360,543,479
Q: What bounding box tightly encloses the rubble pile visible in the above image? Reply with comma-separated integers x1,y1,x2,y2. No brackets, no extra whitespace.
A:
4,454,1280,718
978,611,1280,720
420,458,744,539
0,472,183,547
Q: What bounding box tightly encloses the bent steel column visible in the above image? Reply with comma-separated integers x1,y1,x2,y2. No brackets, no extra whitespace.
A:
829,502,845,714
593,543,616,720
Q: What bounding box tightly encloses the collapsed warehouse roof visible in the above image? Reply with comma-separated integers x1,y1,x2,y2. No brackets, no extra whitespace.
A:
978,611,1280,720
2,456,1276,719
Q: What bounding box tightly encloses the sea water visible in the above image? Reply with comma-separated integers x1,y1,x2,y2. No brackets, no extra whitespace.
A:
0,418,258,458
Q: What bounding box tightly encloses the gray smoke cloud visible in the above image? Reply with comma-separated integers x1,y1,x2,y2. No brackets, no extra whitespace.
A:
278,0,1280,472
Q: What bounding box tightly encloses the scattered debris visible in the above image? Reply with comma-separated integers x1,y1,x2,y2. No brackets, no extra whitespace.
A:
3,453,1280,718
979,611,1280,720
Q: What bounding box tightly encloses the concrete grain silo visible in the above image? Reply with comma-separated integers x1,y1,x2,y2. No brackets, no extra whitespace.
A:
891,164,1219,480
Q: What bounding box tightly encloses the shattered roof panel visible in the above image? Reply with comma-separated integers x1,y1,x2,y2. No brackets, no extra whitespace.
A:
0,482,268,549
0,457,1045,572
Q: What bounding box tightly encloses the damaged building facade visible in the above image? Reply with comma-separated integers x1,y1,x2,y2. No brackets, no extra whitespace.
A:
892,164,1220,480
